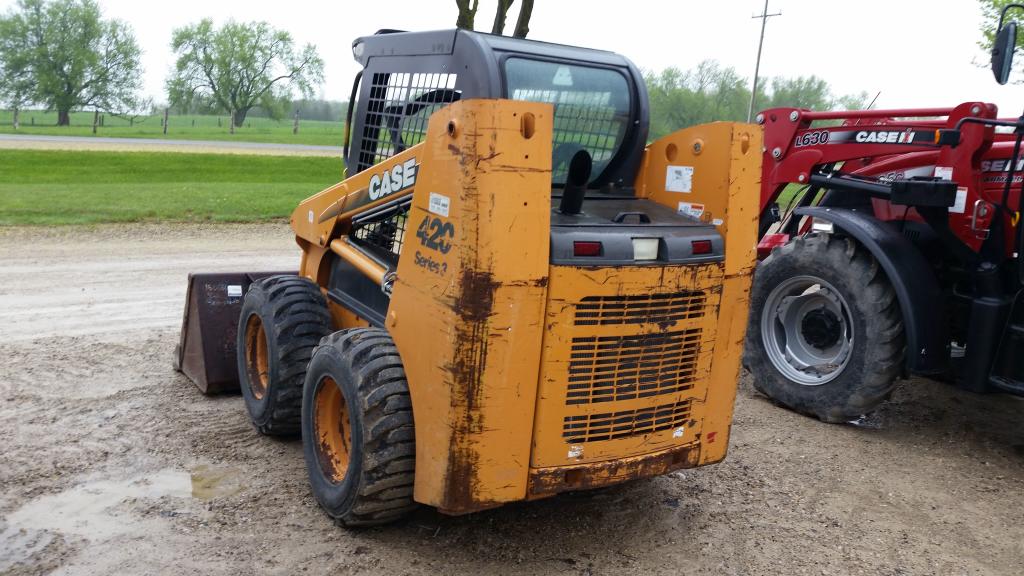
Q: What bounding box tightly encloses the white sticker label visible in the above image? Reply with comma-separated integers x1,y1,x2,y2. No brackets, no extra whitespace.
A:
677,202,705,219
553,66,574,86
672,426,685,438
950,187,968,214
934,166,954,181
712,218,724,226
307,209,314,223
666,165,694,193
567,445,583,459
428,192,450,218
227,285,243,298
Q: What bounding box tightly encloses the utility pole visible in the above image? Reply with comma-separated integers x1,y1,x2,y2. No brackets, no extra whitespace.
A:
747,0,781,123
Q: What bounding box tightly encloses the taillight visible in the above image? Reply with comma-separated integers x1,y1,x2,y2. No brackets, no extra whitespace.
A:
573,241,602,257
691,239,712,255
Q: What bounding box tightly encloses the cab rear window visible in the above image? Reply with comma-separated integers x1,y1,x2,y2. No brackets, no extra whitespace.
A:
504,58,631,186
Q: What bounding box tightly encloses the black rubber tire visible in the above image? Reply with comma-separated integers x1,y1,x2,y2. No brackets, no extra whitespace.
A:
302,328,417,527
236,275,332,436
743,233,906,423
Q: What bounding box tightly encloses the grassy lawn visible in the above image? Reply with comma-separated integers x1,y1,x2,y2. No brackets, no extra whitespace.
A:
0,150,344,225
0,110,345,147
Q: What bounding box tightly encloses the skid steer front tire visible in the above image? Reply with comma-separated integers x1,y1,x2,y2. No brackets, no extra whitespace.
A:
744,233,906,423
237,275,332,436
302,328,417,527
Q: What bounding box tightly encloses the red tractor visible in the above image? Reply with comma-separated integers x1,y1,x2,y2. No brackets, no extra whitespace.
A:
744,8,1024,421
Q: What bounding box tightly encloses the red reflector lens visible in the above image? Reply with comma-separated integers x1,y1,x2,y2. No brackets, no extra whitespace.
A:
692,239,712,255
573,241,602,257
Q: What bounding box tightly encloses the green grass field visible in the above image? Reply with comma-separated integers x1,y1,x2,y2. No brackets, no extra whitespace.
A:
0,150,344,225
0,110,345,147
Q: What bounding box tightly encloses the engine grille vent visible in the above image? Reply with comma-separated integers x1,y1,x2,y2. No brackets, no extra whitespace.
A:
566,329,702,405
574,292,706,326
562,400,692,443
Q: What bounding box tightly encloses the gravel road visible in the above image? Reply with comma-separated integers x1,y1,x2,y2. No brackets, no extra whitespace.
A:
0,223,1021,576
0,134,343,157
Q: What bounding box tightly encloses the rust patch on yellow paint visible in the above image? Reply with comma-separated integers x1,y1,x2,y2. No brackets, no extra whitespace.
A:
443,268,499,512
527,442,701,499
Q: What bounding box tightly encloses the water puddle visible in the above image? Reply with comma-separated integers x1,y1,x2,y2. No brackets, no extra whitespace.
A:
0,465,244,571
189,464,245,501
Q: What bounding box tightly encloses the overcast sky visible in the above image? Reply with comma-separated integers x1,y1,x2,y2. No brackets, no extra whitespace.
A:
4,0,1023,115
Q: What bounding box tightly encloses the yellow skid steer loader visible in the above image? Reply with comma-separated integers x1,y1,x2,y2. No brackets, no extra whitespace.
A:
176,29,760,526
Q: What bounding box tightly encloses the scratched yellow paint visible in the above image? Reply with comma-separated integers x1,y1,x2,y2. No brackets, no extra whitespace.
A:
636,122,762,465
386,100,554,513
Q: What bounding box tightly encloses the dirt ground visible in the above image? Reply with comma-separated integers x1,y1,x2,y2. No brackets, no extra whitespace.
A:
1,223,1022,576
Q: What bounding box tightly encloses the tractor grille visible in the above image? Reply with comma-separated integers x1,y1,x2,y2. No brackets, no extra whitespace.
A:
566,329,702,405
357,72,460,172
574,292,707,326
562,400,692,443
351,201,410,260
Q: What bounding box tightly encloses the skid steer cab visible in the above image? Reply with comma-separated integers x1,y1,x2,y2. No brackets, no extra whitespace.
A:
176,29,761,526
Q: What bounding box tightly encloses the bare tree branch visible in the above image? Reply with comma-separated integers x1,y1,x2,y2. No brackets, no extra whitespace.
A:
492,0,515,34
455,0,480,29
513,0,534,38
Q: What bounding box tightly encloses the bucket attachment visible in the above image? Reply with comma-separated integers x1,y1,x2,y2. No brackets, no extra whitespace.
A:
175,271,295,394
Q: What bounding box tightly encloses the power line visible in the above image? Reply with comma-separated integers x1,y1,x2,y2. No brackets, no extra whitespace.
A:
747,0,782,123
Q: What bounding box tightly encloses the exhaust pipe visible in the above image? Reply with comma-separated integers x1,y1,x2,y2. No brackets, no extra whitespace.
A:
559,150,593,215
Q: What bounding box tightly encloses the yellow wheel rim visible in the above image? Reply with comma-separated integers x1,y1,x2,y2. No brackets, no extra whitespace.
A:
314,377,352,483
243,315,269,400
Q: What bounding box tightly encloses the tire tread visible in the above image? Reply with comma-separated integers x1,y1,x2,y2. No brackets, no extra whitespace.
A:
744,233,905,422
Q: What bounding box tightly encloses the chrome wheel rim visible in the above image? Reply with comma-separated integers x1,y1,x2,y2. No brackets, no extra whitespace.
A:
760,275,854,386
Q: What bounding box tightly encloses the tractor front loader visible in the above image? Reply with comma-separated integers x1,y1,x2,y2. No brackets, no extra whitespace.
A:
744,7,1024,423
177,29,761,525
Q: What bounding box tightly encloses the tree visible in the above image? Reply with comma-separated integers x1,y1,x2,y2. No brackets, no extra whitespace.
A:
455,0,480,30
979,0,1024,82
110,96,153,127
645,62,751,139
492,0,513,34
167,19,324,128
0,14,33,129
645,61,870,139
456,0,534,38
834,91,871,111
513,0,534,38
764,76,832,111
0,0,142,126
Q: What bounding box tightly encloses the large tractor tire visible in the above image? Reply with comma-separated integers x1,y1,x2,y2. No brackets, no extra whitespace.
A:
744,233,906,423
302,328,417,527
237,275,332,436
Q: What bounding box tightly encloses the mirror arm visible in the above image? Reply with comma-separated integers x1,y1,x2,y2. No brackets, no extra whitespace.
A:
999,3,1024,31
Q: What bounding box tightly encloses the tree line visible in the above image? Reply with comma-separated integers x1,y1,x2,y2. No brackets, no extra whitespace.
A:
0,0,325,129
0,0,892,136
0,0,540,131
646,62,870,139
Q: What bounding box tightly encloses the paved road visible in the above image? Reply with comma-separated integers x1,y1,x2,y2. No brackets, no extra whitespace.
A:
0,133,343,157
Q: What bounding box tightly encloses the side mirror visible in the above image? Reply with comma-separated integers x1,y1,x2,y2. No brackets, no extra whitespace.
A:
992,21,1017,85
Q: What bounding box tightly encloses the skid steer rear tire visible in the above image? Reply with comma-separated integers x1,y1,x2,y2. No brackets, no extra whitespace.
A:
237,275,332,436
302,328,417,527
743,233,905,423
